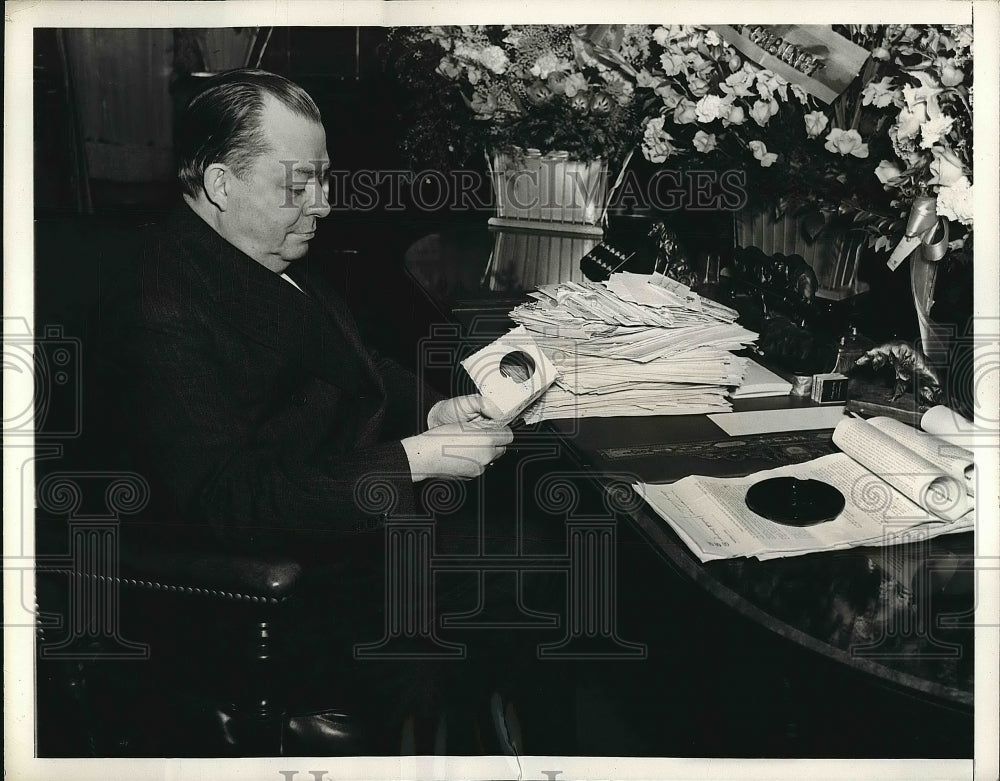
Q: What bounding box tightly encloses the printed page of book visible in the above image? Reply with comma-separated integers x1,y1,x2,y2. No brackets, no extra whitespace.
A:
638,479,765,561
867,415,975,496
921,404,993,449
831,418,971,522
636,451,974,562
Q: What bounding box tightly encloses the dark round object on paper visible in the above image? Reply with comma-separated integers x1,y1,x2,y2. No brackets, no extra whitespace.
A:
745,477,845,526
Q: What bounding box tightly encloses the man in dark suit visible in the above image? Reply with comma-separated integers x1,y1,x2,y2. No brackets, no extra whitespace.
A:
103,69,510,547
99,69,519,752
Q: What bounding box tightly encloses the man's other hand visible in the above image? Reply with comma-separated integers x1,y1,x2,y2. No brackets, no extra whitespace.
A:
401,421,513,482
426,394,503,429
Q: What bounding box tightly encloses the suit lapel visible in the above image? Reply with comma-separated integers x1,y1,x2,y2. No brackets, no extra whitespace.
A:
171,206,367,395
284,258,387,400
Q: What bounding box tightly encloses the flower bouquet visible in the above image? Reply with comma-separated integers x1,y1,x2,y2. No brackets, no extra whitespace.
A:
387,25,658,231
619,23,973,258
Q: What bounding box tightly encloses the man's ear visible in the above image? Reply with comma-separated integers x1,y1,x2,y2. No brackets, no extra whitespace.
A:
202,163,231,211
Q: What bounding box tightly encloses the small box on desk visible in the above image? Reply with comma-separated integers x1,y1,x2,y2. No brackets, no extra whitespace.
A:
811,372,848,404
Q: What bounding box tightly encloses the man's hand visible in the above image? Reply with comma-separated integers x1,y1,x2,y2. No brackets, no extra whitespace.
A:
426,394,503,429
401,421,513,482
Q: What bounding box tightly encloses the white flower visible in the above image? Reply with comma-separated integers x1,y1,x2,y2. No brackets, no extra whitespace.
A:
673,99,699,125
890,125,923,167
722,104,746,126
902,84,943,109
748,140,777,167
636,69,660,89
687,73,711,97
874,160,903,185
949,25,973,50
824,128,869,158
861,77,898,108
478,45,509,75
436,56,462,80
659,51,686,77
655,83,684,110
563,72,588,98
693,130,717,153
750,99,778,127
530,53,568,80
652,26,669,46
720,67,756,98
453,42,478,63
919,115,955,149
502,29,523,48
641,116,678,163
704,29,722,46
936,177,973,226
899,84,944,138
755,69,787,101
895,104,929,140
928,147,967,186
695,94,729,123
470,90,498,116
790,84,810,105
941,66,964,87
804,111,829,138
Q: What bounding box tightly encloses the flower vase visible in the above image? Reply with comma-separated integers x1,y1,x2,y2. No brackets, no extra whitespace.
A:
487,148,626,236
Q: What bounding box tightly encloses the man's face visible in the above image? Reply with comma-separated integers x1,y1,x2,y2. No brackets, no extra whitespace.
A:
224,95,331,271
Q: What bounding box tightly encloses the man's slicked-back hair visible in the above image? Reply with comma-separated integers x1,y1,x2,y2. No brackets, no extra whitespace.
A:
177,69,322,198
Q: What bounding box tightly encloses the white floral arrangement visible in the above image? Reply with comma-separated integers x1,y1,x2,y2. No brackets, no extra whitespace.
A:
391,23,973,251
625,23,973,250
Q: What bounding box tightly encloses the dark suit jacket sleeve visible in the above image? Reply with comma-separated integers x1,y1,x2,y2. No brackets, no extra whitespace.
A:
103,264,419,554
372,354,446,438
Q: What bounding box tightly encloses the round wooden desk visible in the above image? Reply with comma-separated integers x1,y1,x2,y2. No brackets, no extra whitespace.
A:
402,225,975,731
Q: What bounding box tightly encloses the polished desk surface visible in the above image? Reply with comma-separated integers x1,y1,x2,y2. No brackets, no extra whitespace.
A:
402,225,975,710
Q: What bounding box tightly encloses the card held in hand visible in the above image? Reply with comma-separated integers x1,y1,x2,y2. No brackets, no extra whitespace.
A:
460,325,558,425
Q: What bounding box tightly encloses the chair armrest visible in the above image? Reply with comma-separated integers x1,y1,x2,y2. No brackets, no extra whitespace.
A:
118,544,303,605
36,513,304,605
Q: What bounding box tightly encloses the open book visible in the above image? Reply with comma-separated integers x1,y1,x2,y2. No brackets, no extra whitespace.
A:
636,414,975,562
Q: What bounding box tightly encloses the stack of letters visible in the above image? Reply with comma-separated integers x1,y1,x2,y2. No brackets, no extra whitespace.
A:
510,272,758,422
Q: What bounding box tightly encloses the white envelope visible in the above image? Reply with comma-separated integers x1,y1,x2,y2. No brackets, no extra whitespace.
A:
460,325,558,424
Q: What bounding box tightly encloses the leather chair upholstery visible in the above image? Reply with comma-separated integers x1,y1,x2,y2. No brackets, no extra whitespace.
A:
35,502,367,756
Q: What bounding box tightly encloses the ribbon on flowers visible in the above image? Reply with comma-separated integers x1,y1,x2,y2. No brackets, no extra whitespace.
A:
886,195,952,361
886,195,950,272
711,25,869,104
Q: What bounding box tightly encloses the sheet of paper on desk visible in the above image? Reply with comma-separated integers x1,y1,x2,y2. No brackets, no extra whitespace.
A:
636,453,975,562
729,359,792,399
523,382,732,423
530,326,755,366
708,406,846,436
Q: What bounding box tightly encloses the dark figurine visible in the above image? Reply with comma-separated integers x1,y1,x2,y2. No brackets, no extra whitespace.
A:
786,254,817,301
648,222,698,287
853,340,943,404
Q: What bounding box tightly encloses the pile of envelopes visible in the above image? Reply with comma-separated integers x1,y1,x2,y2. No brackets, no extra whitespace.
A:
509,271,759,422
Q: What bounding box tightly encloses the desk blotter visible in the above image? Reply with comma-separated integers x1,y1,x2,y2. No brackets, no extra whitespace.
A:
598,430,835,463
